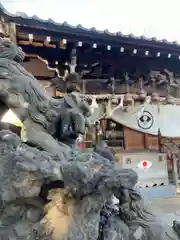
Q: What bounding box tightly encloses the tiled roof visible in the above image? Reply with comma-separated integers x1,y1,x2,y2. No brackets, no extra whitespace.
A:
0,3,180,48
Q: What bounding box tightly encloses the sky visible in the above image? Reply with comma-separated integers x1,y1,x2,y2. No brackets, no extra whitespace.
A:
1,0,180,42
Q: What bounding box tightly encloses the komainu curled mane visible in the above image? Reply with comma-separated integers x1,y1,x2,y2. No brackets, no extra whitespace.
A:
0,38,179,240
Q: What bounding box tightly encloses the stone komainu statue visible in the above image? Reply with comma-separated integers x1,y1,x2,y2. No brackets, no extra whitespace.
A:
0,38,90,156
0,37,179,239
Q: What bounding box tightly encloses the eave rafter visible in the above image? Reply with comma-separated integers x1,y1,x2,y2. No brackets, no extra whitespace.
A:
1,2,180,53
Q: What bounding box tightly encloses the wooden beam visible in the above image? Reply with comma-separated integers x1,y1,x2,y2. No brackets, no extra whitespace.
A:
55,90,180,104
18,40,56,48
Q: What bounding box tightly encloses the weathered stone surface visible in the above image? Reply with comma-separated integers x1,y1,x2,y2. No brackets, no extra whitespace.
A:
0,38,179,239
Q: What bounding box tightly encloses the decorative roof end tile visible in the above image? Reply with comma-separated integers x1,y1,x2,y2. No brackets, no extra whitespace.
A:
62,21,69,26
32,15,41,20
151,37,157,41
104,29,111,34
128,33,135,38
116,32,123,36
48,18,56,24
172,41,178,45
90,27,97,32
15,12,28,18
76,24,83,29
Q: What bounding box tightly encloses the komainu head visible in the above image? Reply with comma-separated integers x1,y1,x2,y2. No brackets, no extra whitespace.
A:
0,38,25,62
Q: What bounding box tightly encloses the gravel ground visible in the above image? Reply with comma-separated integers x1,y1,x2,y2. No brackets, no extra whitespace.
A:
147,195,180,226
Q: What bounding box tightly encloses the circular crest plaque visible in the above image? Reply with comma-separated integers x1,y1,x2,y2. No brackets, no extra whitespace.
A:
137,111,153,130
